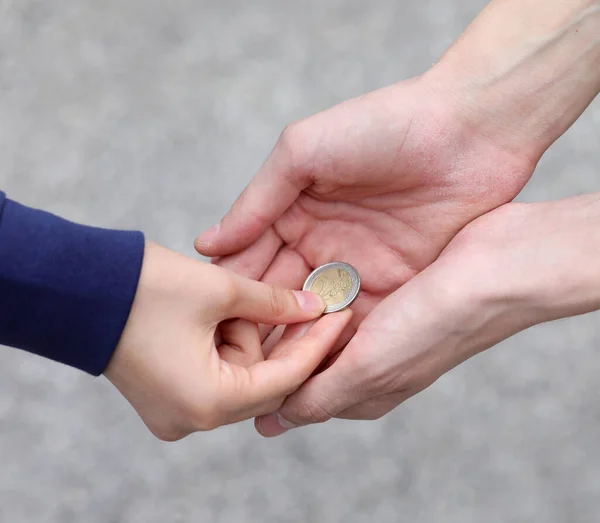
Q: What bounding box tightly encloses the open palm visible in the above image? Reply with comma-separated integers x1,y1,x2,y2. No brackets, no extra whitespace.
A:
196,79,536,340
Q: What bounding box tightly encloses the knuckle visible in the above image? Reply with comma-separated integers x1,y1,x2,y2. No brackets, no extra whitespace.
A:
292,399,336,425
277,122,316,180
216,273,240,310
278,122,302,155
266,285,288,318
233,191,271,229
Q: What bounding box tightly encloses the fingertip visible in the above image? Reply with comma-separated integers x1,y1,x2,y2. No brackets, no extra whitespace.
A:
254,416,273,437
195,223,271,259
193,237,230,257
194,239,214,256
343,308,354,324
293,290,326,315
194,223,220,253
323,308,354,330
339,308,354,322
255,413,296,438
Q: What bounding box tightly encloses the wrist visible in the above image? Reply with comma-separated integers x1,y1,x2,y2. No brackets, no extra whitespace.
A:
424,0,600,164
105,243,186,383
458,197,600,335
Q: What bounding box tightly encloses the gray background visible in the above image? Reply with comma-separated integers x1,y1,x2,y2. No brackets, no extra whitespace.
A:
1,1,599,522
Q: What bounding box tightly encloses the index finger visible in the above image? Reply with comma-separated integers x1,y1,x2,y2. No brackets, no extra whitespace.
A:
194,126,314,257
218,310,352,424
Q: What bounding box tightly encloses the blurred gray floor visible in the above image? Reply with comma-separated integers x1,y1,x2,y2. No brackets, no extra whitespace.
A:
1,1,600,522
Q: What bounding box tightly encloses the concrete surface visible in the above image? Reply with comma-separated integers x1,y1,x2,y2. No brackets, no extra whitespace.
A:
1,1,600,522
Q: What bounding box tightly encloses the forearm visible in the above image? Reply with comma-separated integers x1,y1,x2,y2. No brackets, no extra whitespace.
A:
420,193,600,373
426,0,600,163
469,193,600,334
516,194,600,324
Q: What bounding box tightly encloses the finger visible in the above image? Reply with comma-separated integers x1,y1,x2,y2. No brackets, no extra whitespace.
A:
310,333,348,377
256,247,313,342
224,272,326,324
262,318,320,359
323,322,356,359
324,290,379,355
317,350,343,373
217,238,309,344
259,246,313,290
214,226,283,280
220,310,353,423
277,292,364,361
275,289,377,356
254,330,371,437
266,320,319,358
261,324,286,357
260,274,374,357
218,319,263,368
194,128,314,257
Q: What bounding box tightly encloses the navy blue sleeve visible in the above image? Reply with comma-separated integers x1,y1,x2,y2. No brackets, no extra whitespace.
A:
0,191,145,375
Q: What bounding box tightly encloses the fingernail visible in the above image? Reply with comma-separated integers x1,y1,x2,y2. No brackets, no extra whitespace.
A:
257,412,298,437
293,291,325,313
195,223,220,247
255,416,264,436
276,412,298,430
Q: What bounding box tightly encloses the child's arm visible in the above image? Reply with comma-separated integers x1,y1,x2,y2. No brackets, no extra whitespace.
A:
0,191,145,375
1,193,332,439
104,242,342,440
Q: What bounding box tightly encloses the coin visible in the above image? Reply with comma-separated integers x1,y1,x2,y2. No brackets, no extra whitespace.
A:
303,262,361,314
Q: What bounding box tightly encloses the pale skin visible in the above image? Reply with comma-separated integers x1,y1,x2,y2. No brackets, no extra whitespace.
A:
104,242,351,441
257,193,600,433
196,0,600,435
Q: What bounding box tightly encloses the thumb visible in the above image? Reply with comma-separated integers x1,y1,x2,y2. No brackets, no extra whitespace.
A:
195,125,314,257
222,272,326,325
255,333,369,437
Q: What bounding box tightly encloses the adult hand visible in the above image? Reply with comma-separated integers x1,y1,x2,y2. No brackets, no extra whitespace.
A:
195,76,535,341
104,242,351,442
256,193,600,435
196,0,599,426
197,0,600,337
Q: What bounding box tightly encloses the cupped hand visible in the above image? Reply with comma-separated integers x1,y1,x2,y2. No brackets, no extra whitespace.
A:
104,242,352,441
195,76,537,342
255,193,600,435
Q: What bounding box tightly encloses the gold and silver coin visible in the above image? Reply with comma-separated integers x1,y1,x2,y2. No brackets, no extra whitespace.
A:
302,262,361,314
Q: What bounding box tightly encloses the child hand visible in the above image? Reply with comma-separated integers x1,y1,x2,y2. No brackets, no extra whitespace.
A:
104,242,351,441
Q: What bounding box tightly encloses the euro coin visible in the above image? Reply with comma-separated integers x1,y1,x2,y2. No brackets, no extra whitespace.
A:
302,262,361,314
